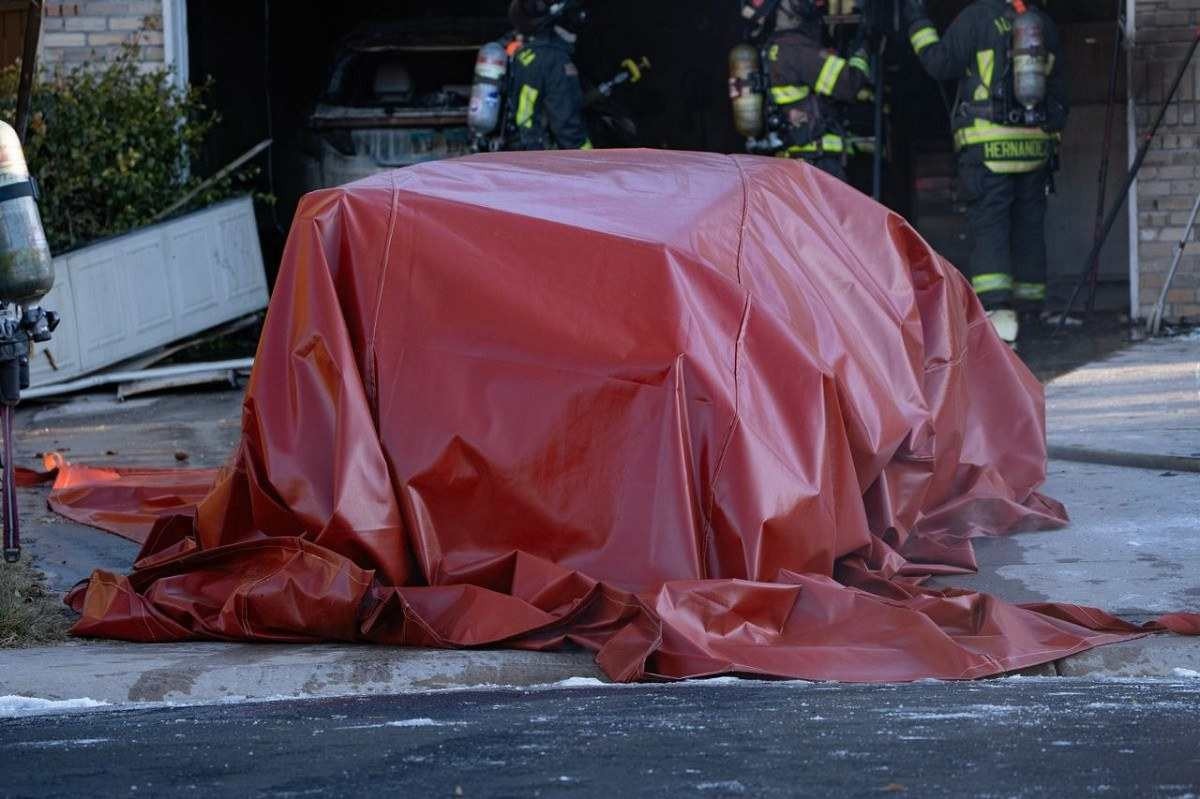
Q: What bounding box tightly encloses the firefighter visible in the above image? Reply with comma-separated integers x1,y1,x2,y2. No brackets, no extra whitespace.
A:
504,0,592,151
741,0,874,180
905,0,1067,344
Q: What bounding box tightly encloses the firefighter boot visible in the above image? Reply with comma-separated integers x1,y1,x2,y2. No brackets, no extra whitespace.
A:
987,308,1019,348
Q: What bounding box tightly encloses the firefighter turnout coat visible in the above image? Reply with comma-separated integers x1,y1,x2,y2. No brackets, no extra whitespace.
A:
505,33,592,151
908,0,1067,174
766,30,873,158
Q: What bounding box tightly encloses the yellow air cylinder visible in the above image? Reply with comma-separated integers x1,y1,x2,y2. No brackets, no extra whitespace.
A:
729,44,764,139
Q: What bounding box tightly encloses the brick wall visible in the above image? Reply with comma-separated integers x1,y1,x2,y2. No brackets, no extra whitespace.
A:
1134,0,1200,322
39,1,165,71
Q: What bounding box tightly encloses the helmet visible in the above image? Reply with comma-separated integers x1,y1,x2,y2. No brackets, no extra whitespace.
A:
508,0,589,36
740,0,783,40
740,0,824,39
740,0,781,25
777,0,827,26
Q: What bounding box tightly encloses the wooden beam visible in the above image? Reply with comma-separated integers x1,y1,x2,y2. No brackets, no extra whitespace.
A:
14,0,41,142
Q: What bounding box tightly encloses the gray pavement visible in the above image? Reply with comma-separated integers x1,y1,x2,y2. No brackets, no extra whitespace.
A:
2,679,1199,798
2,337,1197,705
17,391,243,468
939,459,1200,622
1045,335,1199,465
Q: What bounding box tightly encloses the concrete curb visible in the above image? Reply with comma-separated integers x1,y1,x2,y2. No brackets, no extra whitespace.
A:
2,635,1198,713
0,642,604,707
1056,637,1200,679
1048,445,1200,474
995,637,1200,679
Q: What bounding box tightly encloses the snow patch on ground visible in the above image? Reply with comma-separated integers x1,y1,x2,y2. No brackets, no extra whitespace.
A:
541,675,817,691
553,677,608,688
693,676,759,686
0,696,109,719
336,718,470,731
1172,668,1199,678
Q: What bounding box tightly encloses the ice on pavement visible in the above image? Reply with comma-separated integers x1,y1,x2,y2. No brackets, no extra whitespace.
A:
697,780,747,793
893,705,1020,721
546,675,805,690
0,696,109,719
13,738,112,748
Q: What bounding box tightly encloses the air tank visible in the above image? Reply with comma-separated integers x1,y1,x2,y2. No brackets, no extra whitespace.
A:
468,41,510,137
0,122,53,305
1012,11,1047,113
729,44,764,139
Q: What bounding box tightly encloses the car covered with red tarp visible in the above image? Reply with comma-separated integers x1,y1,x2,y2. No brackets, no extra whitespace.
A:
61,150,1197,681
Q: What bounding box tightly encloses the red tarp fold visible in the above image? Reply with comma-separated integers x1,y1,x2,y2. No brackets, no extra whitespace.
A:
51,150,1195,681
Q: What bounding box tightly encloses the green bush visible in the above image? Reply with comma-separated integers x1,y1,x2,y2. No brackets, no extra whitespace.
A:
0,44,250,253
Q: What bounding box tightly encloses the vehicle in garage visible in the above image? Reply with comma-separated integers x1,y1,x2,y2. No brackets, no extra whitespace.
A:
301,18,506,191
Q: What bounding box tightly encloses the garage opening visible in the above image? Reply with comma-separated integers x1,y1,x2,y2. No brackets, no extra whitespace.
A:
188,0,1129,310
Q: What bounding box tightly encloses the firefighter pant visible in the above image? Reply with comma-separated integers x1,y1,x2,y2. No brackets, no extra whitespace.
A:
958,155,1049,309
807,155,847,182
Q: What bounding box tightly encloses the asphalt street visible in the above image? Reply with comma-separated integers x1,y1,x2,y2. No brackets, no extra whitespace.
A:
2,679,1199,798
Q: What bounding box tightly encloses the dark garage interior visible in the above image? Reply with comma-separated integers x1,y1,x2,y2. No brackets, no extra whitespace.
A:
187,0,1128,308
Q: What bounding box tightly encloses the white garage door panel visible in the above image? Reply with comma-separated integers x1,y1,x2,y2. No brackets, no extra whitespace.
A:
71,249,130,370
127,240,176,335
167,223,222,327
28,196,269,388
217,208,267,304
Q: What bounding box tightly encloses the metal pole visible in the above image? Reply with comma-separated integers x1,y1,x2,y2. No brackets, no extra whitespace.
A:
1084,4,1125,316
14,0,43,143
1056,28,1200,335
1146,186,1200,336
2,405,18,562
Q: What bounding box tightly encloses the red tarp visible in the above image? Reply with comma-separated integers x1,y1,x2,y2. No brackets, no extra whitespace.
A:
57,150,1196,681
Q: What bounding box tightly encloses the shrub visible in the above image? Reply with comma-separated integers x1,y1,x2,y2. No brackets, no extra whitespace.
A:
0,44,250,253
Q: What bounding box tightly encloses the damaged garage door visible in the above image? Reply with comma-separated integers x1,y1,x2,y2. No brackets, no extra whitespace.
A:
30,196,268,388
